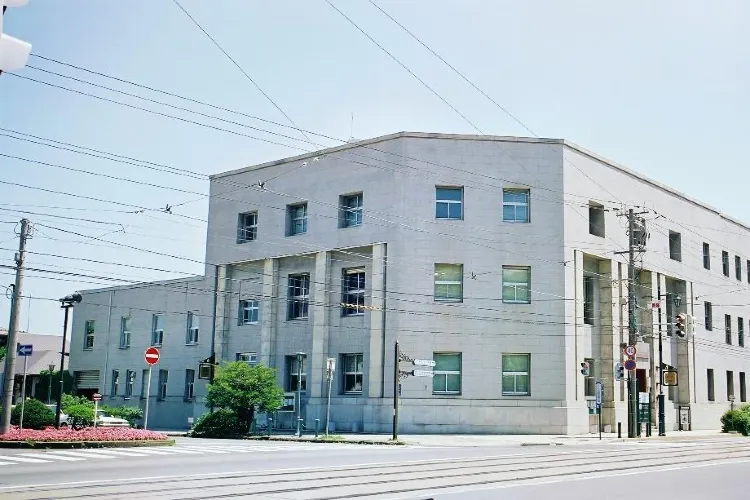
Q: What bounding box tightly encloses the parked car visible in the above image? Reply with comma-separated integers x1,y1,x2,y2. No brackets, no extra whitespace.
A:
95,410,130,427
45,404,69,426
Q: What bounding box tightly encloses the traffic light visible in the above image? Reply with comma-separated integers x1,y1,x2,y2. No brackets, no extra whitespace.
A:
614,362,624,381
0,0,32,74
675,313,687,337
580,361,590,377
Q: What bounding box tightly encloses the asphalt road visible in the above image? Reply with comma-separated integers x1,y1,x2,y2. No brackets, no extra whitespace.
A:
0,436,748,499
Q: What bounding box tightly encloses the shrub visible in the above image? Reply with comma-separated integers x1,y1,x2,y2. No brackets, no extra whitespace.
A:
0,426,168,442
61,394,93,411
738,403,750,414
721,409,742,433
10,399,55,430
735,412,750,437
101,406,142,427
65,404,95,430
190,409,245,439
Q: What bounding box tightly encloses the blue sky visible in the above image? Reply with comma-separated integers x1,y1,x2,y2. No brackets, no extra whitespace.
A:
1,0,748,335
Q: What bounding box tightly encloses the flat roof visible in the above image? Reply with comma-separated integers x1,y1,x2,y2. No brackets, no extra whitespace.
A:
80,274,205,294
210,131,750,233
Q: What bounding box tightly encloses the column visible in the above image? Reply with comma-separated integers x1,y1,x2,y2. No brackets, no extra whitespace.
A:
367,243,387,399
310,251,331,399
259,258,279,368
211,265,229,363
598,259,615,428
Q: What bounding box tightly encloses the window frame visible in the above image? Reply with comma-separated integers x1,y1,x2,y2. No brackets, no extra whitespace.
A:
111,369,120,397
433,263,464,302
287,203,308,236
703,243,710,270
722,251,730,277
119,316,131,348
668,231,682,261
83,320,95,350
502,189,530,223
739,317,745,348
502,266,531,304
707,368,715,402
588,202,605,237
152,314,164,346
736,256,742,281
741,372,747,403
237,352,258,365
186,311,199,344
341,193,363,228
726,314,732,345
342,268,366,316
184,369,195,401
140,369,149,399
286,355,307,392
158,370,169,401
239,299,260,325
237,211,258,243
435,186,464,220
727,370,735,401
704,302,713,331
583,275,595,325
502,353,531,396
432,352,461,395
287,274,310,320
125,370,135,398
342,353,364,394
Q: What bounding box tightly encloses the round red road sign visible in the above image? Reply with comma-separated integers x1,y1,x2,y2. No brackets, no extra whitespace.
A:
144,346,160,366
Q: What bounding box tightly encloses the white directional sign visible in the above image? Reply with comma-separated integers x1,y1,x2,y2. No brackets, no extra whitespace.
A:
412,370,434,377
412,359,436,367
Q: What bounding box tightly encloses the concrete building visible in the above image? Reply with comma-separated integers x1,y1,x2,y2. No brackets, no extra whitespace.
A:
68,132,749,433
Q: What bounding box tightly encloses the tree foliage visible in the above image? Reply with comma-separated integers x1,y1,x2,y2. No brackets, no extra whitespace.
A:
205,362,284,433
11,398,55,430
190,409,244,439
34,370,74,402
0,345,6,363
65,404,95,430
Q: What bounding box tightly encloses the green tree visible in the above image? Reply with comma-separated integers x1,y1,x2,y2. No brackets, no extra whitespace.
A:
0,345,6,363
205,362,284,433
33,370,74,402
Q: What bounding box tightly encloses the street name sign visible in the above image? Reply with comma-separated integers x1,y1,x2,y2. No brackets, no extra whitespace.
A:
412,359,436,367
412,370,434,377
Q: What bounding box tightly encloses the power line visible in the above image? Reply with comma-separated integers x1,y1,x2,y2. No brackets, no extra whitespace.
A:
170,0,310,143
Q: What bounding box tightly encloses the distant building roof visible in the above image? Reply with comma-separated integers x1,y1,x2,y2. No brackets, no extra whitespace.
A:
0,329,69,376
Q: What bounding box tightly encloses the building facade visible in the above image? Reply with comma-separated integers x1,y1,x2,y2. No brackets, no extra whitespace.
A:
68,132,749,433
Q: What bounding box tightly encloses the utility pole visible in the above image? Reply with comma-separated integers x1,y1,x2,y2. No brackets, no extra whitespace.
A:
627,209,639,438
0,218,30,434
392,341,399,440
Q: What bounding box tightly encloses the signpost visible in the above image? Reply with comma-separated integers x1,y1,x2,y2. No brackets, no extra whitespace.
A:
412,359,436,367
16,344,32,429
412,370,435,377
663,370,678,387
623,358,637,371
624,345,637,357
595,380,603,440
92,393,102,428
143,347,160,430
325,357,335,436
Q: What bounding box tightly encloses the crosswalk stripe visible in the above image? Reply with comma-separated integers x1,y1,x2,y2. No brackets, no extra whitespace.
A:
0,461,17,466
72,449,151,457
0,455,51,463
119,448,178,455
47,450,116,460
176,446,230,454
157,448,203,454
17,453,83,462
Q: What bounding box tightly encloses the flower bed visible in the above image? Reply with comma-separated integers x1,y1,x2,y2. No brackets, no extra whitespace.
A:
0,426,172,448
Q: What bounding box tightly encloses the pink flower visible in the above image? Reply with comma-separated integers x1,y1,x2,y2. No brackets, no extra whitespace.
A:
0,426,169,442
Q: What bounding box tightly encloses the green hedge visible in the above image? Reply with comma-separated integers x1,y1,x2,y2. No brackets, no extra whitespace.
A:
11,399,55,430
721,406,750,436
189,409,245,439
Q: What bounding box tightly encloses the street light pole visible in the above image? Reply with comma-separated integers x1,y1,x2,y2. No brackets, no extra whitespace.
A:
55,293,81,429
47,363,55,404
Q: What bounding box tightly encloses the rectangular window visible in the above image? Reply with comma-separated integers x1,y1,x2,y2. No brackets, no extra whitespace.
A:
239,299,260,324
342,268,365,315
727,371,735,400
707,369,715,401
739,318,745,348
237,211,258,243
286,355,307,392
158,370,168,401
119,317,131,348
342,353,364,394
703,243,710,270
340,193,363,227
125,370,135,398
111,370,119,396
583,275,595,325
588,202,605,237
236,352,258,365
287,274,310,320
287,203,308,236
152,314,164,346
502,189,530,223
433,352,461,394
741,372,747,403
722,251,730,277
186,311,199,344
140,369,149,399
184,369,195,401
726,314,732,345
434,263,463,302
83,320,95,349
502,266,531,304
736,256,742,281
435,187,463,220
704,302,713,331
502,353,530,396
668,231,682,261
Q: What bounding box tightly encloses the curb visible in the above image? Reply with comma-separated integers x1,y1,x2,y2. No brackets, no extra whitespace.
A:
520,442,564,447
0,439,176,449
240,436,407,446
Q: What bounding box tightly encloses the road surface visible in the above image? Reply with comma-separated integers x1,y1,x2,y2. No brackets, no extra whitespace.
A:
0,436,748,499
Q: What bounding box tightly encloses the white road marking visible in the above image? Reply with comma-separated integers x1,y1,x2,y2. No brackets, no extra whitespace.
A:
0,455,51,463
47,450,116,460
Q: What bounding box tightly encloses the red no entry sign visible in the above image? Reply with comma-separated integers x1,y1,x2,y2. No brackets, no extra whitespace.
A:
145,346,160,366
